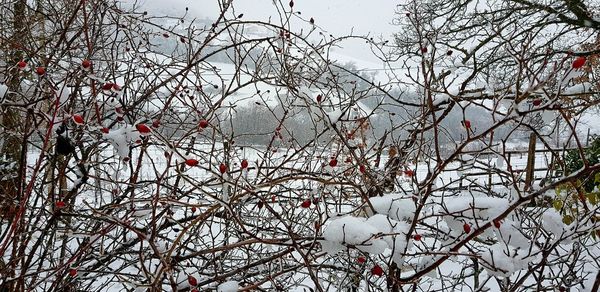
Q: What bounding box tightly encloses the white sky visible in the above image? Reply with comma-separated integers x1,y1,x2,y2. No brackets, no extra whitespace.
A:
122,0,401,65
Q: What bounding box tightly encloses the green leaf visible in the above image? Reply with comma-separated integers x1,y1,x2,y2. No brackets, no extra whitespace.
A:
553,200,563,211
562,215,574,225
587,193,599,205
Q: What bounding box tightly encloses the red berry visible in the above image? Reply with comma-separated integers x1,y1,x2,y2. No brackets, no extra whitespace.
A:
371,265,384,276
69,268,77,277
36,67,46,75
463,223,471,234
55,201,66,208
257,201,264,209
72,115,84,125
152,120,160,128
185,159,199,167
219,163,228,174
188,275,198,286
136,124,151,134
241,159,249,169
493,220,501,228
199,119,209,129
572,56,586,69
421,47,428,53
111,84,121,91
17,60,27,69
359,165,366,173
404,170,414,177
357,256,366,263
301,199,311,208
102,83,114,91
329,158,337,167
316,94,322,103
191,206,197,212
101,127,109,134
81,59,91,69
271,195,276,203
413,234,422,241
532,99,542,106
464,120,471,129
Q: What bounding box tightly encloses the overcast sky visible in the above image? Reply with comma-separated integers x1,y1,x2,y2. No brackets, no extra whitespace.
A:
121,0,400,65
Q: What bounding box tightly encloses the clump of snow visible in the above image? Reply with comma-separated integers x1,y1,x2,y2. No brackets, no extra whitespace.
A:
322,216,386,254
441,195,510,237
322,213,411,264
217,281,239,292
366,214,411,264
154,238,169,253
563,82,593,95
416,255,441,279
370,194,416,222
326,109,343,124
541,209,569,240
479,242,539,278
355,101,375,116
56,83,71,106
0,84,7,100
559,70,583,88
131,207,153,219
496,219,533,250
104,125,141,158
495,154,504,168
432,93,450,106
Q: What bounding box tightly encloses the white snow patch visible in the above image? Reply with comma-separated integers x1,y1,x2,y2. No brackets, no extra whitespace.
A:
104,125,141,158
370,194,416,222
541,209,568,239
480,242,539,278
326,109,343,124
442,195,510,236
563,82,593,95
322,216,385,253
217,280,239,292
0,84,7,99
322,213,411,264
